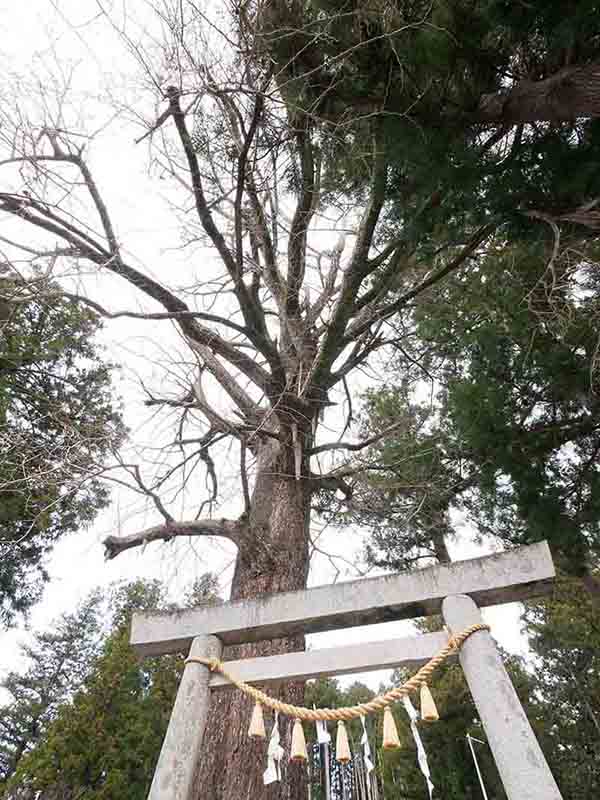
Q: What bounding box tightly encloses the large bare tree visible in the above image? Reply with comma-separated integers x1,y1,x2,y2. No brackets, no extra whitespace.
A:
5,0,594,795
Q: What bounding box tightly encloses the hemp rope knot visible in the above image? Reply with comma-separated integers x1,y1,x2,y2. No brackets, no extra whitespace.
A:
183,622,490,722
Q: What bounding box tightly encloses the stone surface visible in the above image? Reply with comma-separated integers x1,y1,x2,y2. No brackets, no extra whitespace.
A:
132,542,555,656
442,595,562,800
209,631,450,687
148,635,222,800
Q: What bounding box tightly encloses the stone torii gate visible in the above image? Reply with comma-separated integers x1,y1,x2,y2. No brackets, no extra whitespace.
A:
130,541,563,800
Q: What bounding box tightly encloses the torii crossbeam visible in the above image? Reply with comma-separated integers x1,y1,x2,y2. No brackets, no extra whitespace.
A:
131,541,562,800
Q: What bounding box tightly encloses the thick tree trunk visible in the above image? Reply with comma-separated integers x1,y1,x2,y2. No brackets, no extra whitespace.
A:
476,61,600,123
193,432,313,799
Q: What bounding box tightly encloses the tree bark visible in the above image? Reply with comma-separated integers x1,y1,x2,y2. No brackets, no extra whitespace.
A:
476,61,600,123
431,529,451,565
193,431,313,799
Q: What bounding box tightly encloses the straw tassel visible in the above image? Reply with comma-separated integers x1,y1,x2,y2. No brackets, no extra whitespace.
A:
420,684,439,722
290,718,308,762
336,721,351,763
382,707,401,750
248,701,266,738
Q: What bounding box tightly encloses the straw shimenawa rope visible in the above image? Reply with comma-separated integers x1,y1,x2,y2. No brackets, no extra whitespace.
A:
184,622,490,722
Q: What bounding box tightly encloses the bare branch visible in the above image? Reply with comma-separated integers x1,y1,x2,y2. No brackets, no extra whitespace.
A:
166,87,238,274
192,371,236,430
354,245,412,313
306,131,388,389
310,472,353,500
28,290,253,338
329,328,384,388
103,518,241,560
233,83,267,272
339,375,353,441
167,87,285,387
204,70,284,306
129,463,175,524
198,447,219,517
188,340,264,421
347,223,497,341
0,191,271,394
309,420,404,456
286,115,318,316
133,93,198,145
70,143,120,256
524,210,561,277
240,439,251,515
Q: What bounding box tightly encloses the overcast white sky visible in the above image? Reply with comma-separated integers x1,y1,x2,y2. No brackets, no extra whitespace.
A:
0,0,528,695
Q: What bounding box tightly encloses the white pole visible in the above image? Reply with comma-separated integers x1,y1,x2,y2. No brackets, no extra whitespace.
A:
148,634,222,800
442,595,562,800
467,734,489,800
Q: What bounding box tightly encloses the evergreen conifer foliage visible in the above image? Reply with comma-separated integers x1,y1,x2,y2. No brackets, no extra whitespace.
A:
0,577,220,800
524,575,600,798
347,239,600,589
261,0,600,239
0,282,125,624
0,592,104,785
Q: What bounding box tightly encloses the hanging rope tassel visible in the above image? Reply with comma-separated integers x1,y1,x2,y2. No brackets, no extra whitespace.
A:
336,720,351,763
420,684,439,722
248,701,267,738
382,706,401,750
290,718,308,762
